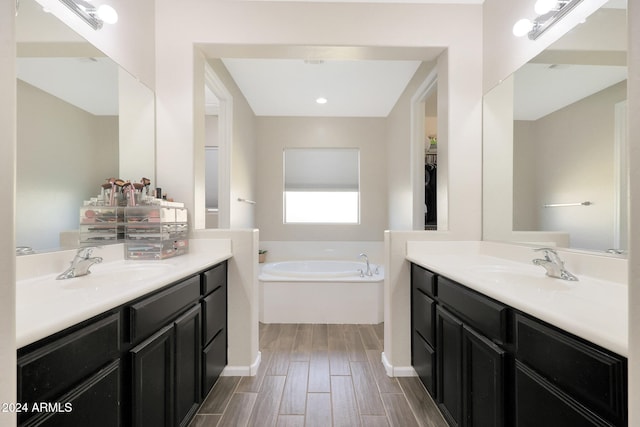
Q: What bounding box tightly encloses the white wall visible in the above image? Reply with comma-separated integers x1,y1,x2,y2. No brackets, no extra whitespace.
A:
0,0,16,423
255,117,388,241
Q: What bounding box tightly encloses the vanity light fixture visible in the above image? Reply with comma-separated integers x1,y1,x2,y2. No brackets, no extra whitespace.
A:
59,0,118,30
316,97,328,104
513,0,583,40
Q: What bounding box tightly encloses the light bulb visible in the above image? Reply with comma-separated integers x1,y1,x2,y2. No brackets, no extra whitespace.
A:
512,18,534,37
97,4,118,24
534,0,559,15
316,97,328,104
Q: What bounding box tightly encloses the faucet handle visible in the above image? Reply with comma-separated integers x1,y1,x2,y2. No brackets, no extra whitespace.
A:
77,246,100,258
533,247,564,266
534,247,557,254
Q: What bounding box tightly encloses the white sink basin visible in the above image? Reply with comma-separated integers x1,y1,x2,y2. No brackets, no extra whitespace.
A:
463,263,573,291
62,261,174,289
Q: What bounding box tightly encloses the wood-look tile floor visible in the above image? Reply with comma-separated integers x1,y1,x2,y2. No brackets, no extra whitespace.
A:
189,323,448,427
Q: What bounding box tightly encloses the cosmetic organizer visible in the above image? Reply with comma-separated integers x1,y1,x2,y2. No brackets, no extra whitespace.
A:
124,206,189,260
79,206,125,246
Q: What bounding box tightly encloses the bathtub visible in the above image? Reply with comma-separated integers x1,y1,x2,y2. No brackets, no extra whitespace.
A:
259,260,384,324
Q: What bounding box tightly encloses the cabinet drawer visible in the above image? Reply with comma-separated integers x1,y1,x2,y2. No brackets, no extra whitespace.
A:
18,313,120,405
515,313,626,426
129,275,200,342
413,289,435,347
202,262,227,296
515,361,611,427
202,329,227,397
437,277,508,344
412,331,436,397
203,285,227,345
411,263,435,297
24,360,121,427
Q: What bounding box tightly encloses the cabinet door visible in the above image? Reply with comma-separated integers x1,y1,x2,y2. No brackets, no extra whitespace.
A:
174,305,202,427
515,361,611,427
462,326,506,427
436,306,463,427
130,325,174,427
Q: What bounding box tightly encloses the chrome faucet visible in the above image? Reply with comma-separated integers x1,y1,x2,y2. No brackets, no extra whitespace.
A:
56,247,103,280
532,248,578,281
359,253,373,276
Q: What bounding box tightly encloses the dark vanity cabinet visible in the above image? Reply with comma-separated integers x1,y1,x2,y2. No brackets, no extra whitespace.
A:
129,275,201,427
410,262,627,427
514,313,627,427
17,313,122,427
201,261,228,397
17,261,228,427
411,264,436,396
435,277,508,427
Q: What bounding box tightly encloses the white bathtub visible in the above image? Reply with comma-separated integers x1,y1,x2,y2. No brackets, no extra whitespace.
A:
259,260,384,324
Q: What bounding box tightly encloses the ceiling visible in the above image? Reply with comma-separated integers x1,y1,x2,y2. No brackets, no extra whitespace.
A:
513,2,627,121
220,58,423,117
17,57,119,116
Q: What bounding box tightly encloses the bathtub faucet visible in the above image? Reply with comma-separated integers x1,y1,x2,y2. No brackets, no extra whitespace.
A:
359,253,373,276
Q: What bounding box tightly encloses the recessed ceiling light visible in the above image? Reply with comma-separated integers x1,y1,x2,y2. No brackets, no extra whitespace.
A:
316,97,328,104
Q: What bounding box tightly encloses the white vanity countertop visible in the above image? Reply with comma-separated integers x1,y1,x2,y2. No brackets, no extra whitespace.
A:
16,239,232,349
406,241,628,357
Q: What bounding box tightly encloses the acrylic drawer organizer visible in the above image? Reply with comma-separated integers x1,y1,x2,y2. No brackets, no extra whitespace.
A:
79,206,125,246
124,206,189,260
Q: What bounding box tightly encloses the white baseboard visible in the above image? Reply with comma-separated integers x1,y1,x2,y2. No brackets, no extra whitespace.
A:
381,352,417,377
221,351,262,376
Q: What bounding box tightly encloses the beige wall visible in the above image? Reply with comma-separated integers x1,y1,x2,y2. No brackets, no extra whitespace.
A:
16,80,118,250
514,81,627,250
0,0,16,423
255,117,388,241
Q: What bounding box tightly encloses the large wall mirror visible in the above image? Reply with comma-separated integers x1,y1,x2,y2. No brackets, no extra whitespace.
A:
16,0,155,252
483,0,627,254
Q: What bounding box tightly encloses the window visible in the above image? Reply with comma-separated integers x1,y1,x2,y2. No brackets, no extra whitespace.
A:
283,148,360,224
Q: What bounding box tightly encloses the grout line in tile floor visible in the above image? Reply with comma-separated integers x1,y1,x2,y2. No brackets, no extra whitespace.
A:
189,323,448,427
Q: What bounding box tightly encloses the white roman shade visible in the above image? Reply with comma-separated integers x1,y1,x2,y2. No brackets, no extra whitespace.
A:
284,148,359,191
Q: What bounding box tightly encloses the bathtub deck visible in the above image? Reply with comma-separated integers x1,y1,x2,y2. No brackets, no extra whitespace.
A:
189,323,448,427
